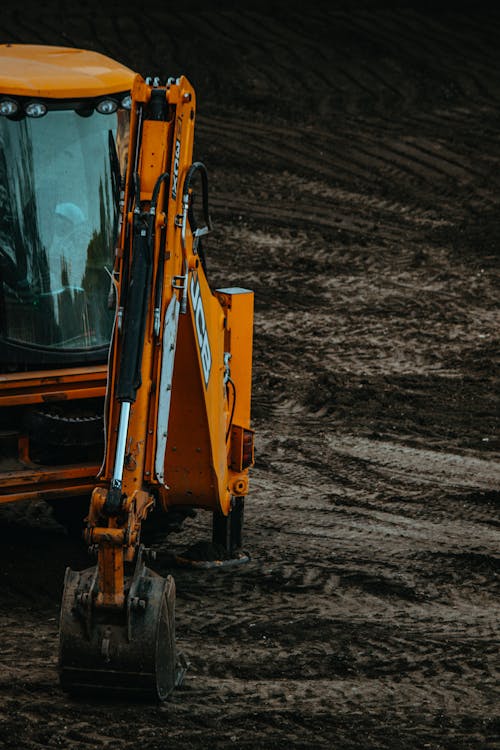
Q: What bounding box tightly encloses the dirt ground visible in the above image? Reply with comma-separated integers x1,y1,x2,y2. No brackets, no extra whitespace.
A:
0,3,499,749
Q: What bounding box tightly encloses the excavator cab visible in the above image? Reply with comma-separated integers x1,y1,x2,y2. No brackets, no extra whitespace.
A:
0,49,131,369
0,45,136,484
0,97,129,364
0,45,255,701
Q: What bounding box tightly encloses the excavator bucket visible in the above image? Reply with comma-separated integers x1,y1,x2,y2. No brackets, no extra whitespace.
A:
58,556,186,700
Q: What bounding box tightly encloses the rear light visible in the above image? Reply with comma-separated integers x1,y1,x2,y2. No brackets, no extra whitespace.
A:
230,425,255,472
242,429,254,469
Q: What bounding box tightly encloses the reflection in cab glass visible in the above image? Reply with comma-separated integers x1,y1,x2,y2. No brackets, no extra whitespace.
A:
0,105,129,365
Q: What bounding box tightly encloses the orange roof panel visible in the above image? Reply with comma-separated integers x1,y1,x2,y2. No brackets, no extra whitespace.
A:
0,44,137,98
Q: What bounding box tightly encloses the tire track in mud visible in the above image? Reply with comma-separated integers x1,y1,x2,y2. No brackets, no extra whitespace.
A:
328,437,500,491
163,521,498,749
200,112,492,188
200,114,500,259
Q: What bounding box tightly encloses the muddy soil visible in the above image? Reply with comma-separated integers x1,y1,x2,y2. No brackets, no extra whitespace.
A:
0,3,499,749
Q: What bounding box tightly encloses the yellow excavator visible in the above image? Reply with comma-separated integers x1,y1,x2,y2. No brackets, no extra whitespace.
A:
0,44,254,699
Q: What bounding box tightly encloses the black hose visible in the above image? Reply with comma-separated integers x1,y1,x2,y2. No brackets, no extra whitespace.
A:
182,161,212,232
225,377,237,443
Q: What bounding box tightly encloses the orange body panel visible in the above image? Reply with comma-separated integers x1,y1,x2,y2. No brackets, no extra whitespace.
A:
216,288,254,430
0,465,99,504
0,365,107,406
162,279,228,511
139,120,172,197
216,288,255,497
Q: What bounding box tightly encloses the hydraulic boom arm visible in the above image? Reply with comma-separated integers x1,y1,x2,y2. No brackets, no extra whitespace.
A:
58,73,254,700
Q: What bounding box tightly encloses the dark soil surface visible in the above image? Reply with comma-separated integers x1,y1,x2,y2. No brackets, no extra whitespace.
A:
0,3,499,749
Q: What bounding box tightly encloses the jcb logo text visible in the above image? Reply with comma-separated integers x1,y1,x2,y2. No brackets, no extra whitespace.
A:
190,275,212,387
171,138,181,199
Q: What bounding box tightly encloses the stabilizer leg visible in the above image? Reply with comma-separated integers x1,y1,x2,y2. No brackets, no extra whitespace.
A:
212,496,244,554
174,497,250,569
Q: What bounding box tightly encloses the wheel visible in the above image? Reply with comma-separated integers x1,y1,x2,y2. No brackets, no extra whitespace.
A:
26,401,104,464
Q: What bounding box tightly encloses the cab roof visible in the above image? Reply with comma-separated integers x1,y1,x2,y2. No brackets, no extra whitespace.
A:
0,44,137,98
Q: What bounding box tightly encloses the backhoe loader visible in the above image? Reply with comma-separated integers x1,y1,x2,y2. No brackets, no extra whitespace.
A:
0,44,254,700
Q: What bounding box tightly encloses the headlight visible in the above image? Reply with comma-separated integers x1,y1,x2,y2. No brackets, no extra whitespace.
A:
0,98,19,116
120,94,132,110
25,101,48,118
96,98,118,114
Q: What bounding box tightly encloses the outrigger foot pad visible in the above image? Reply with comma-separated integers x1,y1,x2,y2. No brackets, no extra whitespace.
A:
58,563,187,702
172,540,251,569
